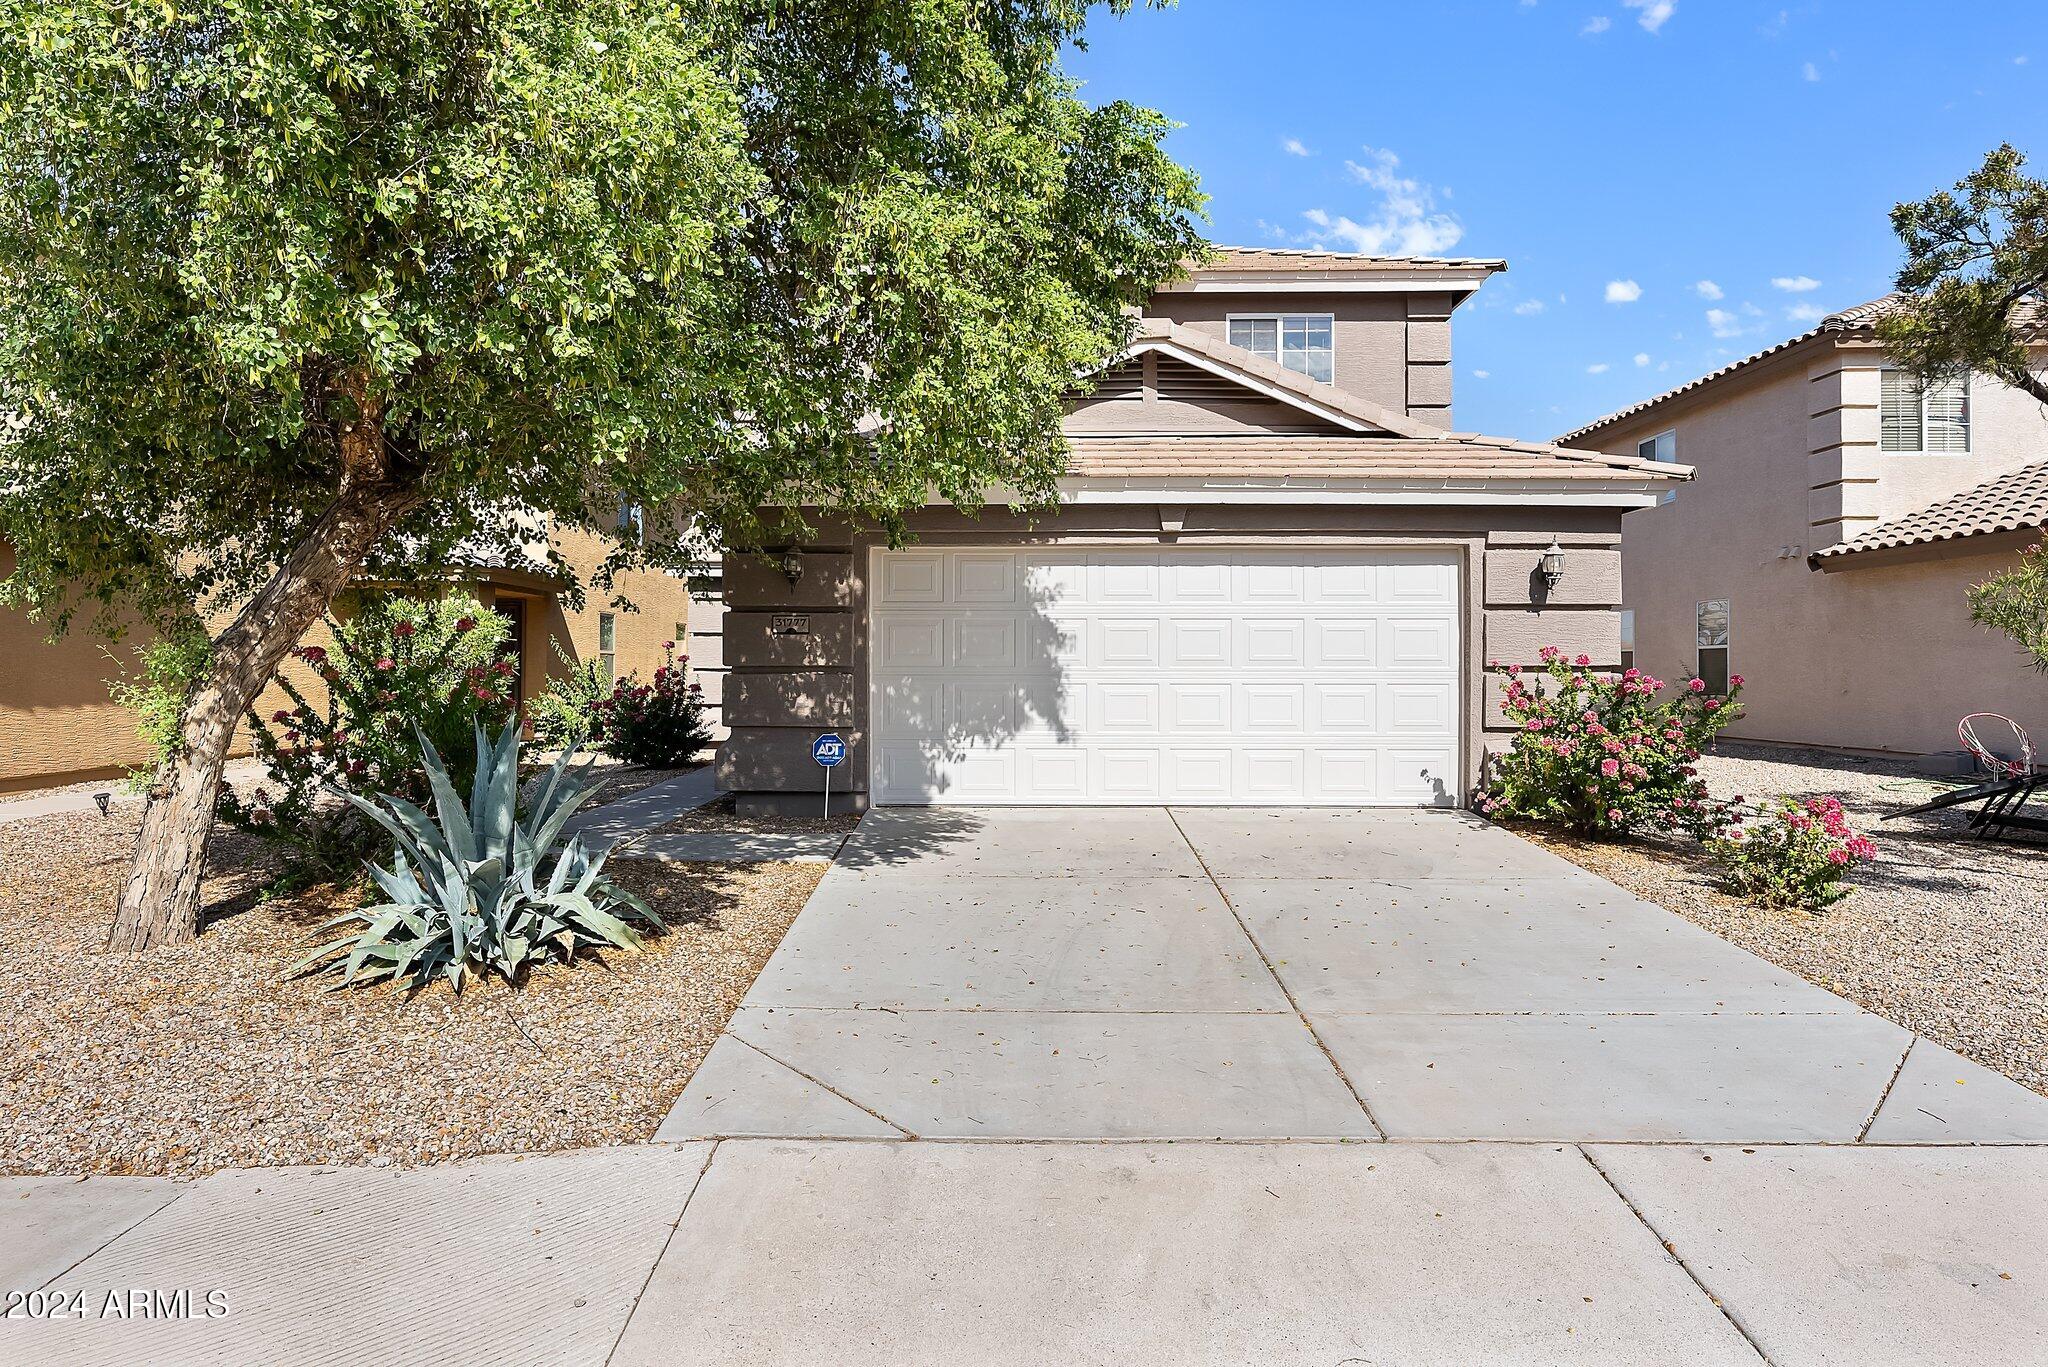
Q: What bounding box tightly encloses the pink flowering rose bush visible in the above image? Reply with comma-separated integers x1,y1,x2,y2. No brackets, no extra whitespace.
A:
1706,795,1878,912
593,643,713,767
1476,647,1744,838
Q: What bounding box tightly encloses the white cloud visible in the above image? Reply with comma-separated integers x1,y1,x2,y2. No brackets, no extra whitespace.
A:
1693,279,1724,300
1622,0,1676,32
1281,137,1312,158
1587,363,1611,375
1706,307,1748,338
1801,61,1820,82
1296,146,1464,256
1581,16,1612,34
1513,299,1547,316
1605,279,1643,303
1472,369,1491,379
1771,275,1821,292
1786,301,1827,324
2017,54,2030,65
1634,353,1651,367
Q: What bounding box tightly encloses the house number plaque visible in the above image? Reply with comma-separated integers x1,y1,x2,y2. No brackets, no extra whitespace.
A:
771,613,812,637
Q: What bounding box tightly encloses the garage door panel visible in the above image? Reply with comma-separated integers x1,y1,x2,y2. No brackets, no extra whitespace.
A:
1383,618,1455,672
1095,618,1161,669
1095,555,1159,603
1095,683,1162,734
1239,619,1306,669
1166,684,1232,732
1166,619,1231,668
871,548,1461,807
951,553,1016,604
880,554,945,605
1240,749,1307,800
949,616,1017,670
879,616,945,669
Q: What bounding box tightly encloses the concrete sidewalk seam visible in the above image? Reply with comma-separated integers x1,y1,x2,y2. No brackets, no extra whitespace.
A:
1165,806,1388,1142
31,1180,192,1293
1856,1036,1918,1142
603,1141,720,1367
1579,1146,1777,1366
729,1032,919,1139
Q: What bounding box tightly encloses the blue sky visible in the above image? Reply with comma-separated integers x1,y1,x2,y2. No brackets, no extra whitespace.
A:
1065,0,2044,439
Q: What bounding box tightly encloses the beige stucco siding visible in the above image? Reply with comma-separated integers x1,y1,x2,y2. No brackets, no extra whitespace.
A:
720,504,1625,812
1592,340,2048,758
0,526,691,793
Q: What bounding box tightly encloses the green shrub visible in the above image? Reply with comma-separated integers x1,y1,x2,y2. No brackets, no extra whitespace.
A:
109,629,212,793
1478,648,1745,839
1969,539,2048,672
1708,795,1878,912
530,639,609,750
296,722,661,991
219,593,514,879
592,642,712,767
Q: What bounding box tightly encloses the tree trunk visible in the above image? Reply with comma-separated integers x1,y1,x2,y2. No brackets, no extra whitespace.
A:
109,384,422,950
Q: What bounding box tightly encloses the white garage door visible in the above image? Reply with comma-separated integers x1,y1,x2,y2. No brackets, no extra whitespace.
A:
870,548,1461,806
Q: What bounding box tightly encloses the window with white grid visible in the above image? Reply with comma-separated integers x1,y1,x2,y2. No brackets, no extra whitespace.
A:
1880,368,1971,453
1227,314,1335,384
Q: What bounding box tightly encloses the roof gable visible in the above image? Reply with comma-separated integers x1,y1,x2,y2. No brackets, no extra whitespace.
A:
1071,319,1438,439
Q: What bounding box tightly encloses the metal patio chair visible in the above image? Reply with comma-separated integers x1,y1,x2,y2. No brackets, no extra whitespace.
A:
1884,714,2048,843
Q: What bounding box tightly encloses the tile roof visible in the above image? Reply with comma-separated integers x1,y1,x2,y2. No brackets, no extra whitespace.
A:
1068,434,1691,483
1810,459,2048,564
1556,295,1905,444
1124,317,1438,437
1201,245,1509,273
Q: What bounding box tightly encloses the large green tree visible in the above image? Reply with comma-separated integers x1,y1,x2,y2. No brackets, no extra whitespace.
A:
0,0,1203,948
1878,143,2048,404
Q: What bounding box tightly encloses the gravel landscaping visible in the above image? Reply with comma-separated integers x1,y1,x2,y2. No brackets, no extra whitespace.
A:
0,805,822,1177
1510,741,2048,1097
651,794,864,837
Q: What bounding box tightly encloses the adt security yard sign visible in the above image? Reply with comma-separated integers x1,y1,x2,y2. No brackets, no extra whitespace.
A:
812,733,846,817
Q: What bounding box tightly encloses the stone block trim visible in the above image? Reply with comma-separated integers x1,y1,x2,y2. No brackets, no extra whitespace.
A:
723,671,858,729
718,726,868,796
724,551,856,610
724,611,853,670
1483,549,1621,609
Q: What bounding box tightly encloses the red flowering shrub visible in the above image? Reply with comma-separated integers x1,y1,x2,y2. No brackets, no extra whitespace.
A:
593,642,712,767
1477,647,1745,838
1707,795,1878,911
219,594,513,879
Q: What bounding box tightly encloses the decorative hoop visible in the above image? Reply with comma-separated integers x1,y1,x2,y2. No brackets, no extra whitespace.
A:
1959,713,2035,780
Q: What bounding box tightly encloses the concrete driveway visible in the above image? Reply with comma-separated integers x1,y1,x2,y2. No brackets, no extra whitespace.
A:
662,806,2048,1144
13,807,2048,1366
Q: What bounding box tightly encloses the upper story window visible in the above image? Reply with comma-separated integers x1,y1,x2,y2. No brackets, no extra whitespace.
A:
1881,368,1971,452
1637,428,1677,504
1227,314,1334,384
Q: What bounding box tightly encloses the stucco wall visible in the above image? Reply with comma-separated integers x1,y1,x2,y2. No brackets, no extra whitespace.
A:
1591,340,2048,757
1143,290,1454,428
0,526,691,793
720,504,1624,813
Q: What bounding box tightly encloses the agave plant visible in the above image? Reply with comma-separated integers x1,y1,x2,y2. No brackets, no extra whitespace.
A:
296,721,661,991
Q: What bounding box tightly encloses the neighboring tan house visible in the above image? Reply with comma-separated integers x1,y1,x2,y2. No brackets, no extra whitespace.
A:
0,526,692,793
1560,297,2048,765
717,247,1689,814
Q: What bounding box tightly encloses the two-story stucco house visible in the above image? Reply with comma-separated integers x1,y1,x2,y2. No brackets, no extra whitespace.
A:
1561,298,2048,765
716,247,1688,814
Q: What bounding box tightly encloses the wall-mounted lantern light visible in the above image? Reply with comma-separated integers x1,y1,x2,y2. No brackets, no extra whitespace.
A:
778,550,806,587
1540,537,1567,593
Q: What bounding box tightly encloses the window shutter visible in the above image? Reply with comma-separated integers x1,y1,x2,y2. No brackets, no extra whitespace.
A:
1923,377,1971,452
1880,369,1922,451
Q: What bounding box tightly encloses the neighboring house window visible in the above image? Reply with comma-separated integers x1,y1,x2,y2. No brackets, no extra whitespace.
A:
1227,314,1335,384
1620,609,1636,672
616,502,645,541
598,611,617,682
1880,369,1971,452
1696,599,1730,696
1638,429,1677,504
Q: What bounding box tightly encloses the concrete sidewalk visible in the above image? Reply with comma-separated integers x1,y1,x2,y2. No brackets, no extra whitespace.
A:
7,1139,2046,1364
